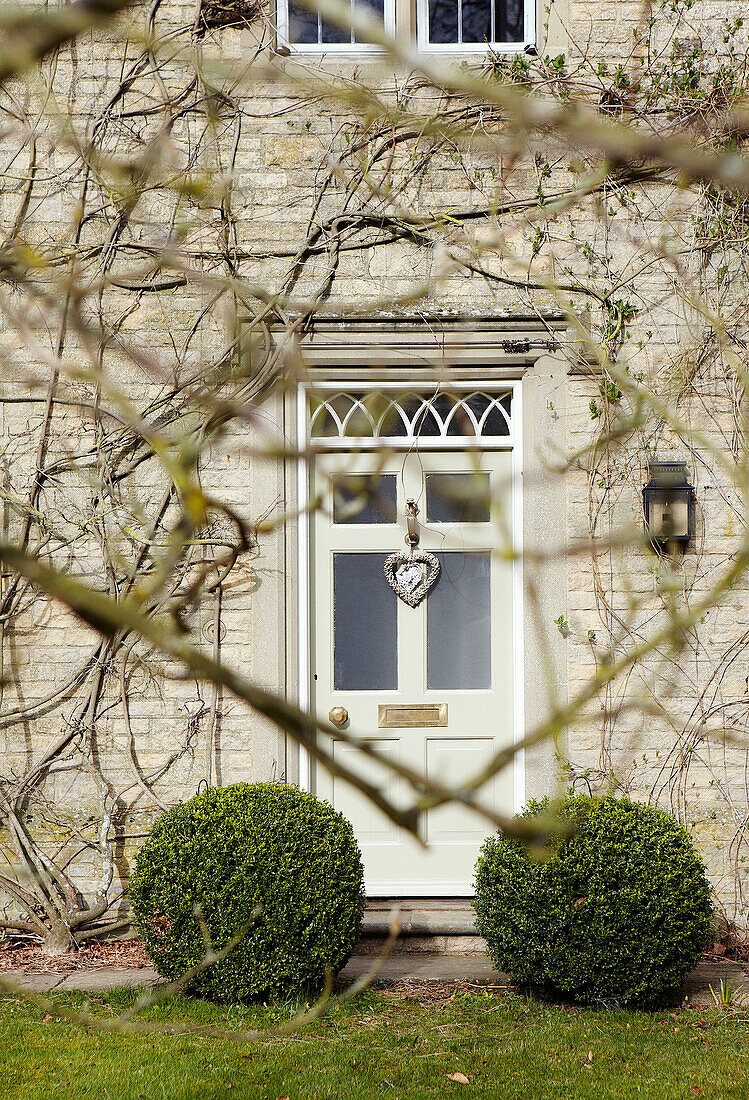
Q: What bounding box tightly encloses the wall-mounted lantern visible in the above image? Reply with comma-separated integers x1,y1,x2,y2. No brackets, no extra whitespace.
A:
643,461,695,547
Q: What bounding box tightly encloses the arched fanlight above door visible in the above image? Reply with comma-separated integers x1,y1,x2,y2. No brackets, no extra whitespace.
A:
308,388,513,447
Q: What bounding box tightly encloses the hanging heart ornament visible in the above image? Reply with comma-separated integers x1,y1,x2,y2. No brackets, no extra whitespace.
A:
384,550,440,607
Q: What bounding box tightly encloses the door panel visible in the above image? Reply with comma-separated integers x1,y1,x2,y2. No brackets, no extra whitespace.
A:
332,739,403,845
311,449,515,895
425,738,496,843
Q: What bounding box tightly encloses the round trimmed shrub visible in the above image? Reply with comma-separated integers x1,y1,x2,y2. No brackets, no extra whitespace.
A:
129,782,365,1001
473,794,714,1009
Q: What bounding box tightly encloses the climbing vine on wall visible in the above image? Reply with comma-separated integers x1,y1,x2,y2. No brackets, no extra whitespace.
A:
2,0,749,951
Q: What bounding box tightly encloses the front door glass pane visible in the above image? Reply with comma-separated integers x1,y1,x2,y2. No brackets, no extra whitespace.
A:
334,553,397,690
427,552,491,689
334,474,397,524
426,473,490,523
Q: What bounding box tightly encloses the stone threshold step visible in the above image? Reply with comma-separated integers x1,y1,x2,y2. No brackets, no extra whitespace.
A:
362,905,476,937
354,934,487,957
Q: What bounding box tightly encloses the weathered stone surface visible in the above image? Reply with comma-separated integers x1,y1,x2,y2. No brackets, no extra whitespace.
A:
0,0,748,935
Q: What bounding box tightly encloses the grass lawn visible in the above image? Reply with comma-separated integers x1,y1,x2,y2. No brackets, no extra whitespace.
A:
3,982,749,1099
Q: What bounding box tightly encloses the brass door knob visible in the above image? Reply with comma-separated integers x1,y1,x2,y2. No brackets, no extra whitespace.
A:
329,706,349,728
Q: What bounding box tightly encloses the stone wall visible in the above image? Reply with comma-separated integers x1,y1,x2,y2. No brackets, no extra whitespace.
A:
1,0,748,928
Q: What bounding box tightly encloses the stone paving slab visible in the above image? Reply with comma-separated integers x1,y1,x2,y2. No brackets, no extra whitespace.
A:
682,961,748,1007
0,958,746,1006
340,955,500,984
0,967,161,994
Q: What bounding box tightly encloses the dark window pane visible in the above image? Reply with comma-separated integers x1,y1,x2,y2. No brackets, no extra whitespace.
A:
447,400,477,436
429,0,458,43
334,475,397,524
310,404,338,437
412,403,441,437
321,15,350,42
330,393,353,420
496,0,523,41
334,553,397,690
354,0,384,41
462,0,490,43
343,400,375,437
462,392,511,436
379,400,408,437
481,400,511,436
427,553,491,690
400,395,425,425
426,474,491,523
431,393,457,427
464,392,490,423
288,0,318,42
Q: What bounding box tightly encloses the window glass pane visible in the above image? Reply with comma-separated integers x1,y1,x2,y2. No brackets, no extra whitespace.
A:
379,401,409,437
334,554,397,690
431,393,456,426
496,0,524,41
288,0,318,41
321,9,350,42
464,392,490,426
479,397,511,436
413,403,441,437
310,403,338,437
426,474,490,523
427,553,490,689
355,0,385,41
343,401,375,437
400,394,440,436
428,0,458,43
334,475,397,524
329,0,384,43
425,0,524,44
462,0,490,42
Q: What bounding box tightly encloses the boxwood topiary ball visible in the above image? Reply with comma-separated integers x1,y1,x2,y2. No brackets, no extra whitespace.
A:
129,783,365,1001
473,793,714,1009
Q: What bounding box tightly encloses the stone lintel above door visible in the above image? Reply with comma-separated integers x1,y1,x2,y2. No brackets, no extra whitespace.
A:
276,315,568,379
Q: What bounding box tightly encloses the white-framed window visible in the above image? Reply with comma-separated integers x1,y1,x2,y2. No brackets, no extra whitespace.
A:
278,0,396,53
416,0,531,53
277,0,534,54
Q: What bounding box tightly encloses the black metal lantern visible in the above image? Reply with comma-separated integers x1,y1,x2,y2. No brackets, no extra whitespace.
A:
642,461,695,547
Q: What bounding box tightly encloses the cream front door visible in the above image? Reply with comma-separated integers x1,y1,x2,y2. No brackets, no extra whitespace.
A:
310,448,516,895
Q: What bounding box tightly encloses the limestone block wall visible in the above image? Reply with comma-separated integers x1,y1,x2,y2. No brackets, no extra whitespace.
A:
562,368,749,917
0,0,748,925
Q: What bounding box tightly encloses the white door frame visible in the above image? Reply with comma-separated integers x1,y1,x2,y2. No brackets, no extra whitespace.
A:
296,378,526,844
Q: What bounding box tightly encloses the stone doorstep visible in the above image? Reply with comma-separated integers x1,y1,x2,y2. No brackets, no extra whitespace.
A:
358,901,481,955
354,935,487,957
361,900,478,938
